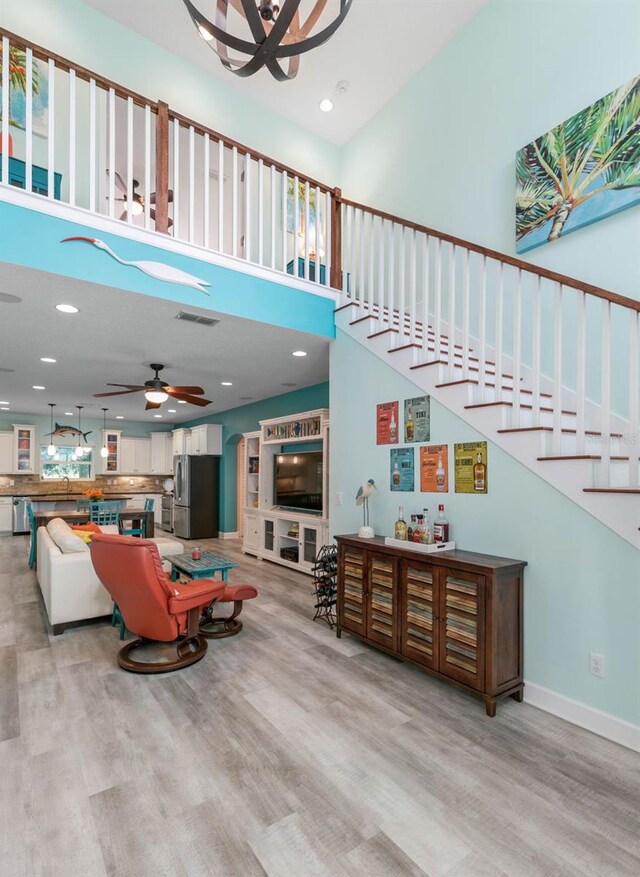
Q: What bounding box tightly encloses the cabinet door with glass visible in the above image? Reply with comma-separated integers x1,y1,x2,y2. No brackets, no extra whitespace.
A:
299,523,323,570
13,425,36,473
100,429,121,474
262,517,276,555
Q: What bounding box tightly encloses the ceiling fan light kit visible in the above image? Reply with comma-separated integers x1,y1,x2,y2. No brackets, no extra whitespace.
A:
94,363,213,412
182,0,353,81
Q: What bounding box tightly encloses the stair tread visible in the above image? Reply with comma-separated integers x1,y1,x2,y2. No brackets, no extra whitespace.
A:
498,427,624,437
538,455,635,462
466,401,578,416
584,488,640,494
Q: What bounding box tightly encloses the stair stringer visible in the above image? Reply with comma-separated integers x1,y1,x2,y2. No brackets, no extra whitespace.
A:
337,309,639,550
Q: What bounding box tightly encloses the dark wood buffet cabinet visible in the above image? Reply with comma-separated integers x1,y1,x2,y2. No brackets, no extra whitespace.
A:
335,535,527,716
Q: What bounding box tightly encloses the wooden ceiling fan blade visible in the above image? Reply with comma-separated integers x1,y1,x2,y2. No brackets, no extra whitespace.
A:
145,399,162,411
93,388,144,398
106,383,147,390
171,393,212,407
107,168,127,195
166,385,205,395
148,189,174,205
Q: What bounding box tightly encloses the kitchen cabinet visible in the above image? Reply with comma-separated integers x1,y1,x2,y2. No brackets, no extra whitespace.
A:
190,424,222,456
120,437,151,474
150,433,173,474
99,429,122,474
244,513,260,554
13,424,36,474
0,431,12,475
0,497,12,533
336,535,526,716
172,428,188,456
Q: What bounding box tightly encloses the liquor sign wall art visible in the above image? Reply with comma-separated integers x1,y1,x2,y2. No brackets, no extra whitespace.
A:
390,447,415,492
454,441,488,494
376,401,399,445
404,396,430,443
420,445,449,493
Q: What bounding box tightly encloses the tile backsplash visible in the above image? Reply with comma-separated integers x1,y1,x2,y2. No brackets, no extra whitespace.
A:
0,474,168,496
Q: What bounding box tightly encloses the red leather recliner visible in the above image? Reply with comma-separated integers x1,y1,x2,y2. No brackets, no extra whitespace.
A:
90,533,225,673
199,583,258,638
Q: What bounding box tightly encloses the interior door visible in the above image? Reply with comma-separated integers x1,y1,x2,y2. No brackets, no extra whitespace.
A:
400,559,438,671
438,568,485,690
366,551,398,650
338,544,367,636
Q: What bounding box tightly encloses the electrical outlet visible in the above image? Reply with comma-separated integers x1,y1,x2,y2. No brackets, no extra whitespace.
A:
589,652,605,678
336,491,343,506
9,479,14,486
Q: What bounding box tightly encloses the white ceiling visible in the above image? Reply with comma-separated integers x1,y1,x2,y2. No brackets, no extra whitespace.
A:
0,263,330,424
80,0,487,144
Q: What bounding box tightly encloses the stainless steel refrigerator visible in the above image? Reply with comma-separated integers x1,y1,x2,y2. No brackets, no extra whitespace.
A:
173,455,220,539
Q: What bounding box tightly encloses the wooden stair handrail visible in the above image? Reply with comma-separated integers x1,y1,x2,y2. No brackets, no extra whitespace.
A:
340,197,640,312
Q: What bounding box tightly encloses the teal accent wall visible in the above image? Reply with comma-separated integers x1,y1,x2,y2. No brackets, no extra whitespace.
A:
183,382,329,532
330,329,640,726
0,204,337,339
0,0,339,186
339,0,640,300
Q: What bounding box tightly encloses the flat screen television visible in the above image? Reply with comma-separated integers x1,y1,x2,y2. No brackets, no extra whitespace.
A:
274,451,323,513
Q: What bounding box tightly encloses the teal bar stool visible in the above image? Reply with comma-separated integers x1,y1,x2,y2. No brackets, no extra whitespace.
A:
76,499,90,511
90,500,121,526
27,502,37,569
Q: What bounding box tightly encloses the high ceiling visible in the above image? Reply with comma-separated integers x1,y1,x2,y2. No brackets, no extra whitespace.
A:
80,0,487,144
0,264,330,424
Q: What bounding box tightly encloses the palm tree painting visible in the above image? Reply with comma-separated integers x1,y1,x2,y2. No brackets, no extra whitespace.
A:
516,76,640,253
0,45,46,135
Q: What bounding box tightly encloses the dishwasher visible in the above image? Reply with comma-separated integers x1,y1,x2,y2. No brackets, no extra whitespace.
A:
12,497,32,535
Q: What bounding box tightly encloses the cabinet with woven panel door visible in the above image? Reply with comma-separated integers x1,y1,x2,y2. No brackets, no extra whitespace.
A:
336,535,526,717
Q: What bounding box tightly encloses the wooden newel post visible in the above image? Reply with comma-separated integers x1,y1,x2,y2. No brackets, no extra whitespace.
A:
155,101,170,234
330,186,342,291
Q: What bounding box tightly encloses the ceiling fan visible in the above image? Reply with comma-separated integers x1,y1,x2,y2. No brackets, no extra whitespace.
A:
106,170,174,228
94,364,212,410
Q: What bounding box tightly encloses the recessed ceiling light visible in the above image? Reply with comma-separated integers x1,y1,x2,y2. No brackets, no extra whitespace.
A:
32,385,45,390
40,357,57,363
154,414,163,418
319,98,333,113
168,409,177,413
0,401,8,405
55,304,79,314
115,415,124,419
0,407,9,411
64,411,73,416
292,350,307,357
177,400,187,404
221,381,233,386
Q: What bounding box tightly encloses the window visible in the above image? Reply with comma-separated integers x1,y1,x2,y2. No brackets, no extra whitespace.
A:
40,446,94,480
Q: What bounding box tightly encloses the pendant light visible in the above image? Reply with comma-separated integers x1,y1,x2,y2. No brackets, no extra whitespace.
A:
46,403,56,456
100,408,109,458
182,0,353,82
75,405,86,457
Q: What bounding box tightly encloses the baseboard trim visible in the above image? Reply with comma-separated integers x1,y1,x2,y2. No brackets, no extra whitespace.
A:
219,531,239,540
524,681,640,751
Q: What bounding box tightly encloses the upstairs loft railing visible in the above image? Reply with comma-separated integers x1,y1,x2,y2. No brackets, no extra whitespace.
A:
1,29,638,490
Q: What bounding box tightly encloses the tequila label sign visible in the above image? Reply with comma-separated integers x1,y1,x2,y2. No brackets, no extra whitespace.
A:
377,401,399,445
390,447,415,492
454,442,488,494
404,396,430,443
420,444,449,493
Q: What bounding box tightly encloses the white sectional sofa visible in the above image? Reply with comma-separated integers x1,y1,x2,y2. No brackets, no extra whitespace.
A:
36,521,184,634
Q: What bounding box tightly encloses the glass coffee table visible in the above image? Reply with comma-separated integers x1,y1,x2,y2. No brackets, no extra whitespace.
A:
169,550,238,582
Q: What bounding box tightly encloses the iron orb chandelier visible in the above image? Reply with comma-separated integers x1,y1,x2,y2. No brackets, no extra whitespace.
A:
182,0,353,81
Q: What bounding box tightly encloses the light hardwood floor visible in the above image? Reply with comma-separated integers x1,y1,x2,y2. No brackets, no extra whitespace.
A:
1,533,639,877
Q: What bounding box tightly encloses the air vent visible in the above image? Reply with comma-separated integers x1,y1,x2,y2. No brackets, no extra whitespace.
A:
175,311,219,327
0,367,15,373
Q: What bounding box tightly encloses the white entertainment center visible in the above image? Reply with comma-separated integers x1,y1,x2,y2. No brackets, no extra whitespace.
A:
242,408,329,575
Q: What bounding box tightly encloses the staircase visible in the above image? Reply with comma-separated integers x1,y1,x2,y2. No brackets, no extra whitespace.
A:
335,200,640,549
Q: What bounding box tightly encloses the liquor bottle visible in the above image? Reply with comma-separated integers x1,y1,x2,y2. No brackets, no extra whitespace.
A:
434,504,449,543
392,460,400,487
394,506,407,540
422,509,434,544
474,452,486,491
407,515,415,541
413,515,424,543
406,407,414,442
436,453,446,491
389,410,397,443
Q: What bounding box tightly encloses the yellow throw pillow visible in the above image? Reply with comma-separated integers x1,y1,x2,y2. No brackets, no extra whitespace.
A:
72,530,94,543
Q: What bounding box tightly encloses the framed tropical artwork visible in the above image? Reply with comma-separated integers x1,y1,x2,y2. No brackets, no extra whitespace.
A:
516,75,640,253
0,45,49,136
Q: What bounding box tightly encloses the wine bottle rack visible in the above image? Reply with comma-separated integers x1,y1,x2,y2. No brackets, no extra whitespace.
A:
312,544,337,628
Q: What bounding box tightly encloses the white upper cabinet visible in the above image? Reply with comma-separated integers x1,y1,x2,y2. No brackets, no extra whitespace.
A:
190,424,222,456
150,433,173,474
172,428,188,456
120,437,152,474
0,431,13,475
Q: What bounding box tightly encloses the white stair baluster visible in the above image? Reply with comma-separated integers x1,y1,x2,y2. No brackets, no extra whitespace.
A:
409,229,417,344
126,97,134,224
421,234,430,357
434,238,442,361
271,165,277,269
324,190,332,290
218,139,225,253
108,88,115,218
293,175,300,278
25,48,33,193
281,170,288,272
600,300,611,485
478,255,487,395
495,263,504,401
387,222,396,328
173,118,180,239
378,217,385,330
143,104,151,230
629,311,639,488
575,292,586,455
398,227,406,339
448,245,456,378
231,145,238,257
462,249,470,380
552,282,563,456
203,133,210,247
244,152,252,261
512,269,522,426
314,185,321,285
304,180,310,280
68,68,76,206
531,276,542,427
188,125,195,243
48,59,56,201
258,158,264,267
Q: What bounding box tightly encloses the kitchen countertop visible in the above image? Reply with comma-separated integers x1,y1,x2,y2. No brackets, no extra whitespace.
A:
8,493,142,500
